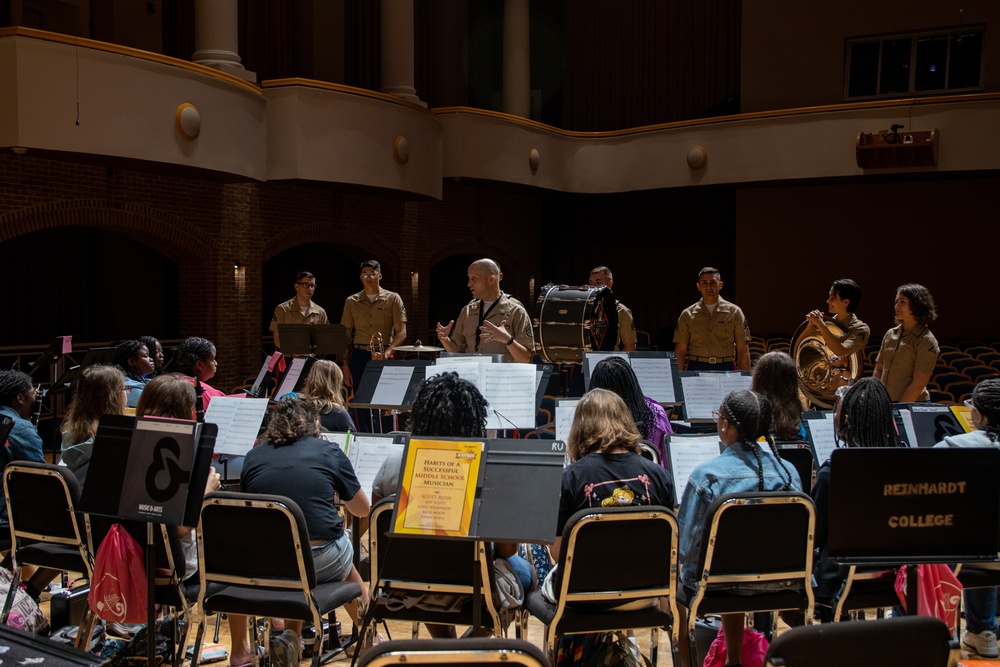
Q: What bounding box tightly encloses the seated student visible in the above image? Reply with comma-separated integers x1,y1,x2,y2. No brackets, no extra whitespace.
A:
676,390,801,667
370,372,536,637
935,378,1000,658
172,337,226,413
60,365,128,486
751,351,805,441
0,371,47,597
301,360,356,433
810,378,902,614
139,336,164,378
589,356,672,465
113,340,156,408
242,397,370,667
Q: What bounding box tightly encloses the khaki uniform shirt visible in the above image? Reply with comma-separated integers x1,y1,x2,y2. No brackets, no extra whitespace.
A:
836,314,870,355
876,324,939,402
341,288,407,347
617,302,637,351
270,298,328,333
449,294,535,362
672,297,750,360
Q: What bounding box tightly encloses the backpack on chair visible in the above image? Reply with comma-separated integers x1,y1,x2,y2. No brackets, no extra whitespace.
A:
88,523,148,624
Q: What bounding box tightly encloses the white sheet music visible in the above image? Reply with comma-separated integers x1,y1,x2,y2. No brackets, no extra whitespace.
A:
371,366,415,406
482,364,537,429
630,357,676,403
720,373,753,394
319,431,351,453
555,399,580,444
668,436,723,503
275,357,308,397
250,354,275,396
427,361,483,382
898,409,918,448
680,375,724,419
204,397,269,456
349,438,405,496
806,413,838,465
583,352,630,389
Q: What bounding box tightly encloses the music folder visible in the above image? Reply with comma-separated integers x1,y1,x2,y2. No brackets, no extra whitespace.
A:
391,437,564,544
81,414,218,528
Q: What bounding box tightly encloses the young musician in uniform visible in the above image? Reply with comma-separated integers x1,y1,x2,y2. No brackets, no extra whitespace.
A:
588,266,637,352
270,271,328,350
873,283,939,402
804,279,870,365
340,260,408,388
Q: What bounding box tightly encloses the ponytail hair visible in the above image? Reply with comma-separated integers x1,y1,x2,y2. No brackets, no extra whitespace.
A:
720,389,793,492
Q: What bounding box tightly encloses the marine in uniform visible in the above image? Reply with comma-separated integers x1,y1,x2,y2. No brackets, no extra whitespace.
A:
436,258,534,363
874,283,939,402
673,266,751,371
270,271,328,349
804,278,870,365
341,260,408,389
588,266,637,352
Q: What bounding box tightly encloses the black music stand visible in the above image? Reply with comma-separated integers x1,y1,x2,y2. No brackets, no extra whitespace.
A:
896,404,965,448
277,323,347,361
828,447,1000,614
388,437,564,630
350,360,431,431
26,336,72,381
81,415,218,665
47,347,117,396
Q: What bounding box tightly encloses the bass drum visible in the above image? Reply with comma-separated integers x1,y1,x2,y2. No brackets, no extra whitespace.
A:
534,284,619,364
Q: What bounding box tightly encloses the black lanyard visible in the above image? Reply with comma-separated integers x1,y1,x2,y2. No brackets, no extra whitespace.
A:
474,299,501,352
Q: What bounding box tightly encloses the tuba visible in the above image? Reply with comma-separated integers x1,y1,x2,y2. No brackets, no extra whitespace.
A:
791,318,862,409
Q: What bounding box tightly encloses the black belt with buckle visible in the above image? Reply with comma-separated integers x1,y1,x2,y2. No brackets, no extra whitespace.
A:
352,344,370,350
688,355,735,364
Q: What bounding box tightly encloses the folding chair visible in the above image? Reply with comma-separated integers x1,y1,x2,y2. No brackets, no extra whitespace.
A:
764,615,956,667
964,365,998,383
638,440,661,466
366,498,505,640
775,444,815,493
523,506,679,666
190,492,363,667
677,492,815,667
816,564,900,622
357,637,550,667
1,462,95,649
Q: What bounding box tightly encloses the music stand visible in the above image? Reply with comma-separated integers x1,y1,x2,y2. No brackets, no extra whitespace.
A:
828,447,1000,613
277,323,347,361
26,336,72,381
389,437,564,629
47,347,117,396
81,414,218,665
276,324,314,356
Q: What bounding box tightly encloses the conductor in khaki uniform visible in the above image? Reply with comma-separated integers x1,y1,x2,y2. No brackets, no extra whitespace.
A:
436,258,534,363
674,266,751,371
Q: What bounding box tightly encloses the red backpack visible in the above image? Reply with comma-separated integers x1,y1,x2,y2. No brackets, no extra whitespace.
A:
88,523,148,623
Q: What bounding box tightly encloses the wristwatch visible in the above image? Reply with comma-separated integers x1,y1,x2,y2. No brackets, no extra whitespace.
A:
505,335,516,346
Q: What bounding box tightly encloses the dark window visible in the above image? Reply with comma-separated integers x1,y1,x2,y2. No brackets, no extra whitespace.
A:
879,39,912,95
915,35,948,91
949,32,983,90
848,42,880,98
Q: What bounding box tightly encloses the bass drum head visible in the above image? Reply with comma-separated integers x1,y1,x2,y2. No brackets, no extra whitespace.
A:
534,284,620,363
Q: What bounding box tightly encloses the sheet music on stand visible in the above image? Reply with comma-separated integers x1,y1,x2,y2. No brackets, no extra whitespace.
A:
555,398,580,444
901,404,965,448
351,360,430,410
249,351,283,397
429,361,536,429
677,371,752,420
582,352,630,390
664,434,724,503
802,410,838,466
629,352,677,403
320,432,407,497
204,397,269,456
274,357,315,398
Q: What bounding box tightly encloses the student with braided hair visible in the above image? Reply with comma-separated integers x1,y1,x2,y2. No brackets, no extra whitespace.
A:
935,378,1000,657
112,339,155,407
676,390,800,667
809,378,902,617
173,336,226,413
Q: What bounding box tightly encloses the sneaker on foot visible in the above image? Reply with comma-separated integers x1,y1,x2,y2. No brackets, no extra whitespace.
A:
963,629,999,658
269,629,300,667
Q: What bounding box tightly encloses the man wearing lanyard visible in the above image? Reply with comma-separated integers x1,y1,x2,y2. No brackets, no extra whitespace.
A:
674,266,751,371
436,258,534,363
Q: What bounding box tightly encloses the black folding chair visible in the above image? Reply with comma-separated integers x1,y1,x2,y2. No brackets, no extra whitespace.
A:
764,615,956,666
523,506,679,666
189,491,363,667
677,492,815,667
1,462,94,650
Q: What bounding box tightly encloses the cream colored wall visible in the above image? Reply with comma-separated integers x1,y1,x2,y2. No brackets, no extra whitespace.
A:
741,0,1000,113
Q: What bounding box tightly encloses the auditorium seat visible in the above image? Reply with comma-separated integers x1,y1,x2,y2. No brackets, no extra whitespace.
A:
928,389,954,404
950,357,983,374
937,350,968,368
943,381,976,404
932,372,967,390
964,346,996,358
964,366,998,383
976,351,1000,366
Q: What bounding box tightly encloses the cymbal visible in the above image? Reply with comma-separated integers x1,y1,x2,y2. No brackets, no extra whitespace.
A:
393,344,444,353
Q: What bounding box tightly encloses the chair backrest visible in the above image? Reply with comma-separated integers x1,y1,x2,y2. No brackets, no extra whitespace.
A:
358,638,550,667
198,491,316,590
638,440,660,465
764,615,952,667
555,505,677,608
4,462,87,549
694,492,815,584
368,498,502,627
776,444,815,492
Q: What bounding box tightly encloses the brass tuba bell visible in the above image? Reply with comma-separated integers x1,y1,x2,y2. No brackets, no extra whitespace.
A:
791,318,862,409
369,332,385,360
